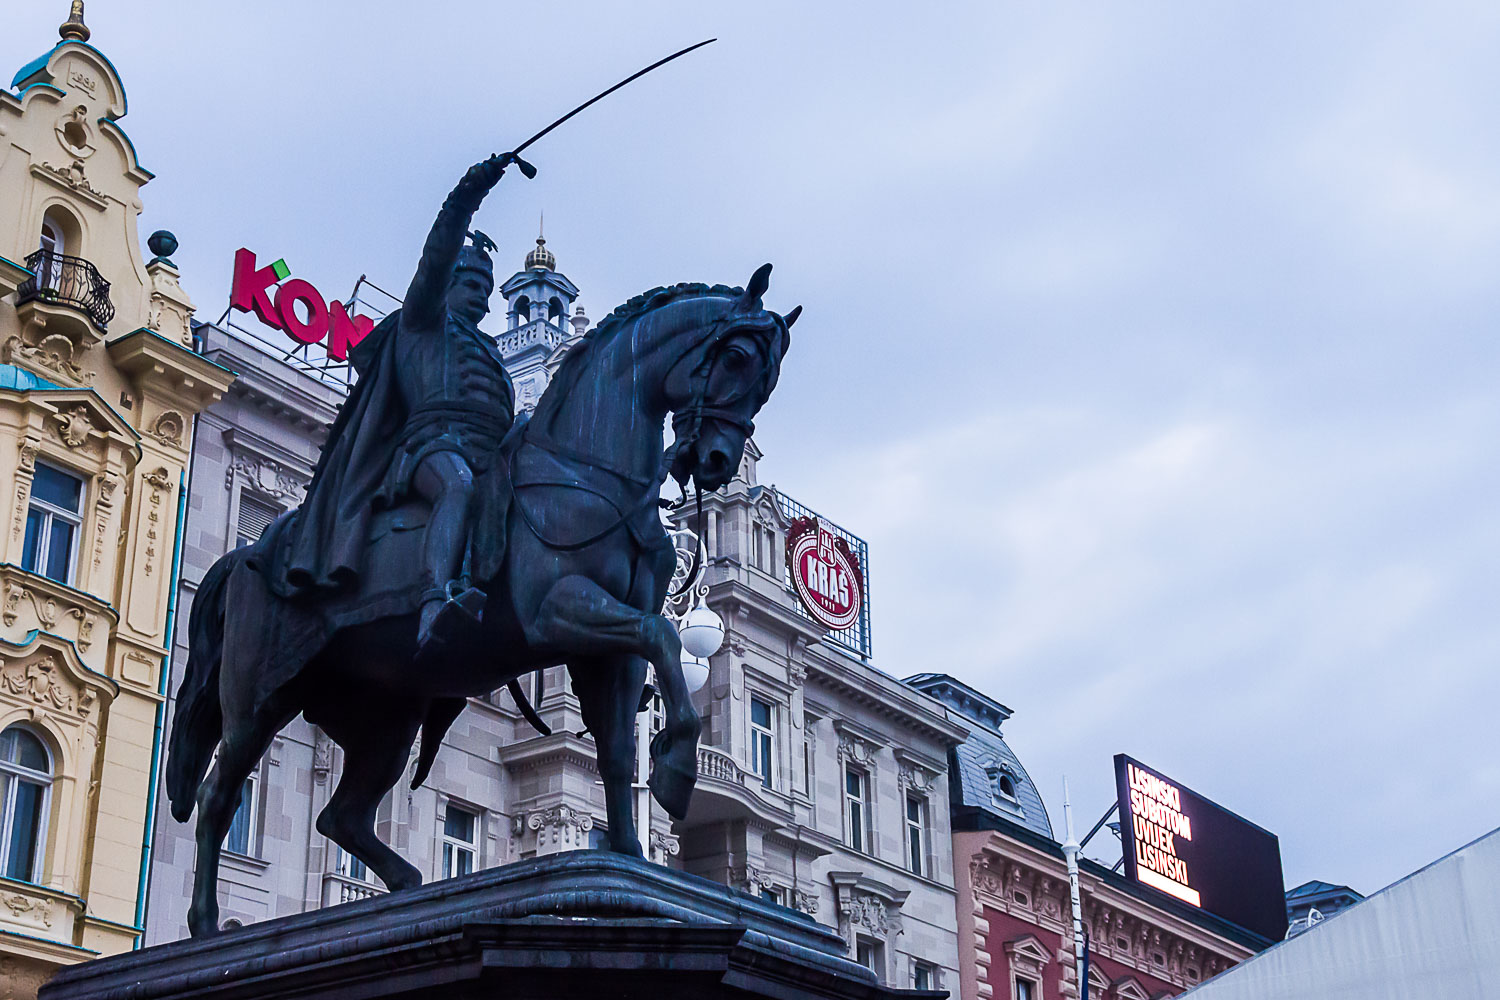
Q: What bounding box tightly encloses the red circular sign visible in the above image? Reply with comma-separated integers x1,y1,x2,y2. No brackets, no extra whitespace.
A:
786,517,863,631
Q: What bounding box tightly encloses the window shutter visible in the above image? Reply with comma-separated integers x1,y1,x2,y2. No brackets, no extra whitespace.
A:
237,495,280,544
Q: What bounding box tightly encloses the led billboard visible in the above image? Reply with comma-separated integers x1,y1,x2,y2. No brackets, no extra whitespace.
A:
1114,754,1287,940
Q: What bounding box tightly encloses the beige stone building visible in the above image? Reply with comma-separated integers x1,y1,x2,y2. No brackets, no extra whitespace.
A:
0,7,233,995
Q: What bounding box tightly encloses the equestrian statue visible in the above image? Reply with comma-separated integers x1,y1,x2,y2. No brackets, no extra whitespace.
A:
164,153,797,937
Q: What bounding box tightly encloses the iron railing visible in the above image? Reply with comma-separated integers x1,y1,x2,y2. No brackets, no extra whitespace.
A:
16,249,115,332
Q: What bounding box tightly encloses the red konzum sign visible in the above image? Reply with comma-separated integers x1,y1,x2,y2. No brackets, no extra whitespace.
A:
230,248,375,361
786,516,863,632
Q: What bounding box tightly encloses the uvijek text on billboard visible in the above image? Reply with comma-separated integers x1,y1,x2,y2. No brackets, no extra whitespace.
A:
1113,754,1287,941
230,248,375,361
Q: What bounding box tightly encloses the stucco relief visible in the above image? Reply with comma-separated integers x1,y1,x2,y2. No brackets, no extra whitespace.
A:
225,454,307,504
32,159,106,203
11,441,38,543
91,472,119,578
3,330,91,384
2,891,55,929
527,804,593,850
0,654,83,715
730,865,776,894
149,410,185,448
648,829,680,862
52,404,94,447
836,730,877,769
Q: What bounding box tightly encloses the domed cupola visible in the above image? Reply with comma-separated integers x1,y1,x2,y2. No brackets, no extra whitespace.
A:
498,215,582,413
524,234,555,272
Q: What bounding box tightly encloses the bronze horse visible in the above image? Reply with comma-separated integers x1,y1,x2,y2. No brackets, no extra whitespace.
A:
166,268,795,937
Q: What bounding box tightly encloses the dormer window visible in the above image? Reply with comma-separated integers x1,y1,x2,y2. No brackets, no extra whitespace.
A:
998,774,1018,801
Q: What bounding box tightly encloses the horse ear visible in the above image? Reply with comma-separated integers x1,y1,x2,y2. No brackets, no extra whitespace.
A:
744,263,772,306
783,305,802,328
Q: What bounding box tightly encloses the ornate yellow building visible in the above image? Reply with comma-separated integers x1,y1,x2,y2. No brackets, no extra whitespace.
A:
0,6,234,995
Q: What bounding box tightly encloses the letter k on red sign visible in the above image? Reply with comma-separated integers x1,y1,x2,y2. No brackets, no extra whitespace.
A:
231,248,284,329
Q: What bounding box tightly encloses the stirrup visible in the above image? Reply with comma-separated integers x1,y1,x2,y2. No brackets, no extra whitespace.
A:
416,583,486,659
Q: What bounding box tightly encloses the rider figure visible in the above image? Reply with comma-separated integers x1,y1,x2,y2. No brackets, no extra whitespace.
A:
273,154,529,659
384,158,518,655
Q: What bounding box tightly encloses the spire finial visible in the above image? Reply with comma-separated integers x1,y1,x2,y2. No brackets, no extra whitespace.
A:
525,211,556,271
539,210,544,241
60,1,90,43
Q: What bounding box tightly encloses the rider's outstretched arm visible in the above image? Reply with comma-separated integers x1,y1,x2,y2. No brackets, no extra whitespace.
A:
403,155,511,331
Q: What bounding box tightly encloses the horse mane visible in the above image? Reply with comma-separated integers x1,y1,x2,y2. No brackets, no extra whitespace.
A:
532,281,742,428
531,280,741,428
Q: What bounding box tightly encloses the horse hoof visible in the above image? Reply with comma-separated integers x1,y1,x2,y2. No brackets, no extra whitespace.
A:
648,758,697,820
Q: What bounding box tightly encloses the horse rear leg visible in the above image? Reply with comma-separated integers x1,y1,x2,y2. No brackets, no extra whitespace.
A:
531,575,700,819
569,655,649,857
316,706,423,892
187,702,293,937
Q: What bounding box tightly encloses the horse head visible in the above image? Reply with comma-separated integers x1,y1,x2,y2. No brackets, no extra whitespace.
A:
662,263,798,492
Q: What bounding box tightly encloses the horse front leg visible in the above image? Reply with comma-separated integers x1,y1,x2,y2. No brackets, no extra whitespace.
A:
569,655,649,856
530,575,701,819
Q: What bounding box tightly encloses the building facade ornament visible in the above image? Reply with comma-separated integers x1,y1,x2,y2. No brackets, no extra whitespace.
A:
526,804,594,851
149,410,185,448
51,404,94,447
3,331,91,384
648,829,680,863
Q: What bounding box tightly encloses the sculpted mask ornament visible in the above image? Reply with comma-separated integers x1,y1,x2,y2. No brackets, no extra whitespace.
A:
53,404,94,447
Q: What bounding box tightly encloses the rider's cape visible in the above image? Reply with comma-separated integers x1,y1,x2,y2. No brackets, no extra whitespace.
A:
249,310,515,631
254,310,405,600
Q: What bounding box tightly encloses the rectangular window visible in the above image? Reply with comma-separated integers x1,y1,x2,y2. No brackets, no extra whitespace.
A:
21,463,82,585
905,794,928,877
759,885,783,906
856,936,884,982
223,773,257,856
236,494,280,549
337,847,376,883
844,766,871,854
914,963,937,991
1015,978,1037,1000
441,804,478,878
750,697,776,789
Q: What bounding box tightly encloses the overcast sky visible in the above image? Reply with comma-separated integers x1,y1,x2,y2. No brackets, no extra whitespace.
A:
11,2,1499,898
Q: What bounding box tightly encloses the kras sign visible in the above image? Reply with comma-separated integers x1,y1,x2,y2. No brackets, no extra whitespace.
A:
786,516,863,632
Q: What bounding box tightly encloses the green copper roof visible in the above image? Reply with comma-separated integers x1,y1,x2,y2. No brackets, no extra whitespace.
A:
0,364,61,391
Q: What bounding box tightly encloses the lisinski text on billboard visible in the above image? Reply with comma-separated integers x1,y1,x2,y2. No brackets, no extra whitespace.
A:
1114,754,1288,941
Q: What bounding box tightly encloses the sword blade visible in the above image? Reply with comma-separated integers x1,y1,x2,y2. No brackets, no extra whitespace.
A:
510,38,717,157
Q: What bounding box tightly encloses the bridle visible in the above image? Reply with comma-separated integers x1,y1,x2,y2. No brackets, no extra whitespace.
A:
514,311,783,591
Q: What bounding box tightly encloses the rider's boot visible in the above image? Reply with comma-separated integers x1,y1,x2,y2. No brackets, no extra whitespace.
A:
416,580,486,662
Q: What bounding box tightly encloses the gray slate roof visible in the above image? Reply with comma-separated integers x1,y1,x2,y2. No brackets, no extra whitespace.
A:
903,673,1054,839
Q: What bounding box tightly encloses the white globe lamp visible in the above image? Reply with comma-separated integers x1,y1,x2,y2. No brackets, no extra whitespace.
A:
681,655,710,694
679,602,725,659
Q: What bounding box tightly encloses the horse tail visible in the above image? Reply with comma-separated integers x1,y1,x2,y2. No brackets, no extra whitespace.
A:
166,550,236,822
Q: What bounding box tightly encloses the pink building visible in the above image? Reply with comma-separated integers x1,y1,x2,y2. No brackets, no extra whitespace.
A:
904,675,1267,1000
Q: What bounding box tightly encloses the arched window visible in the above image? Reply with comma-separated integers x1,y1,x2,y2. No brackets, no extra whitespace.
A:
38,217,65,291
511,295,532,329
997,774,1017,800
548,297,564,323
0,725,53,882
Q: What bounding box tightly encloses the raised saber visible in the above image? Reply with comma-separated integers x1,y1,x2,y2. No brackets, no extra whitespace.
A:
502,38,717,177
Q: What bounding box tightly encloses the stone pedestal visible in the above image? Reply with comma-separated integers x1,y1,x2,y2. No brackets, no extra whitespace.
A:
42,853,939,1000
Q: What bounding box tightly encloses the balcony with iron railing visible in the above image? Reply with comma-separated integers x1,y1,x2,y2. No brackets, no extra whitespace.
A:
15,248,115,334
